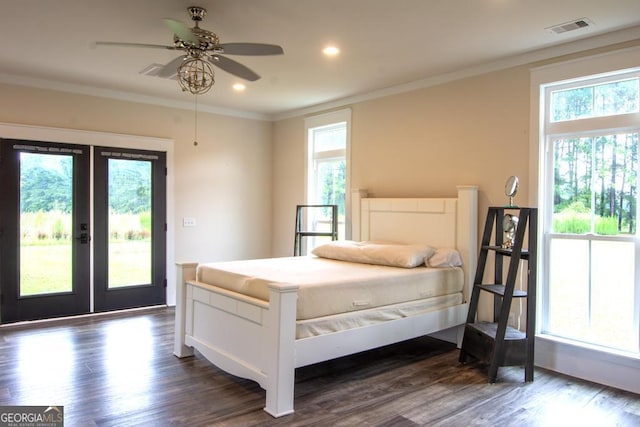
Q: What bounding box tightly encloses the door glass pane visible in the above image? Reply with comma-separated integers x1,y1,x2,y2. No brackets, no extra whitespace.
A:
19,152,73,296
108,159,152,288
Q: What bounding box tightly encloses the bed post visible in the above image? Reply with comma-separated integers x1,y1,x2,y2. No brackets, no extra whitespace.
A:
264,283,299,417
453,186,478,346
173,262,197,358
455,186,478,305
350,189,368,241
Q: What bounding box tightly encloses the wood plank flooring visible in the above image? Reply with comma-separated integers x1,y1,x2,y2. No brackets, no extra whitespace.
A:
1,307,639,426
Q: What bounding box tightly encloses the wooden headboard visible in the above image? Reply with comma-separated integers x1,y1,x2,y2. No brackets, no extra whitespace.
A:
351,186,478,301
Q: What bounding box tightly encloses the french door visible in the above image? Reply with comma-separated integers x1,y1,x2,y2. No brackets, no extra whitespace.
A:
0,140,166,323
93,147,166,312
0,140,91,322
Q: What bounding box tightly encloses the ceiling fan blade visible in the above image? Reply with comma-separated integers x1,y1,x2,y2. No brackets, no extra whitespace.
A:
94,41,177,50
218,43,284,56
158,55,186,78
163,18,199,45
209,55,260,81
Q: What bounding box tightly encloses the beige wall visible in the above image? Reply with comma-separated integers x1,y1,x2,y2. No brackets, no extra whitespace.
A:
0,83,273,267
272,66,530,257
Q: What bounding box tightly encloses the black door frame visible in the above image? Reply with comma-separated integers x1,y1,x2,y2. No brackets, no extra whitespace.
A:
0,139,91,322
93,146,167,312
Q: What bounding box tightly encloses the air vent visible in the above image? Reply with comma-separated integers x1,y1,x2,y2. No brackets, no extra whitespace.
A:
547,18,594,34
139,64,177,79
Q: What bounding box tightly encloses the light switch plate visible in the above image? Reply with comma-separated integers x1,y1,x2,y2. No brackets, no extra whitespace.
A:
183,217,196,227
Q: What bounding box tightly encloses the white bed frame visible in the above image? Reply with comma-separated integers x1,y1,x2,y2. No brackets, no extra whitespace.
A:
174,185,478,417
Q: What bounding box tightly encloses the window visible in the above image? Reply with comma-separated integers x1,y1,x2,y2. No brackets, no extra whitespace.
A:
540,69,640,354
304,109,351,253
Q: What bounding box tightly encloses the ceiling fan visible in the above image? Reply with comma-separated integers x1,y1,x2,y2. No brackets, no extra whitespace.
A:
96,6,284,93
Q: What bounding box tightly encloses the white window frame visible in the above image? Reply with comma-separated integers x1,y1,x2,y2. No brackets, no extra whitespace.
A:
304,109,352,238
530,46,640,394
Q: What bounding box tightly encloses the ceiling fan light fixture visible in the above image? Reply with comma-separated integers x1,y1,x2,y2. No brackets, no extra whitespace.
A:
177,57,215,94
322,46,340,57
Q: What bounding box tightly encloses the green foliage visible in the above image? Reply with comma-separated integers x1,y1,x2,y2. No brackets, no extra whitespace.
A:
109,212,151,241
20,153,73,213
319,160,346,217
19,154,153,215
139,211,152,233
595,216,619,235
21,211,72,243
553,204,619,235
553,132,638,235
553,211,590,234
108,159,152,214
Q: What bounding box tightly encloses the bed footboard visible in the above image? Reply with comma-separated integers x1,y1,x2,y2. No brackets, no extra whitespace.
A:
173,262,299,417
174,262,197,358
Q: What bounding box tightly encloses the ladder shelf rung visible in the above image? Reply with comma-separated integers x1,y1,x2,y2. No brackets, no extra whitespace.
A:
475,284,528,297
466,322,526,341
483,245,530,259
296,231,336,237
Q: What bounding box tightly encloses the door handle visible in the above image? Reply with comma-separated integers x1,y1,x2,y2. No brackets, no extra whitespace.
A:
76,233,91,244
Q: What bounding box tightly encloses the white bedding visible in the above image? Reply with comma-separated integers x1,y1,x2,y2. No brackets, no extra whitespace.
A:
196,256,464,320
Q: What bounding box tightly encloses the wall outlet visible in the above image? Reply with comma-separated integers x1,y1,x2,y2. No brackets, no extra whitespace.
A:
183,217,196,227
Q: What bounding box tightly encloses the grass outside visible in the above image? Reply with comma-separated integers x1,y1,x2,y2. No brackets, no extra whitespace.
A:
109,240,151,287
20,240,151,295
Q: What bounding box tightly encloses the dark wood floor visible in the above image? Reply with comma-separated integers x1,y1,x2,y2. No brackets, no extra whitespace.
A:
1,307,639,426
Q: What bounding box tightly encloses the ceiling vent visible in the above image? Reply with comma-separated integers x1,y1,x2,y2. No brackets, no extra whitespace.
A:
139,64,177,79
547,18,594,34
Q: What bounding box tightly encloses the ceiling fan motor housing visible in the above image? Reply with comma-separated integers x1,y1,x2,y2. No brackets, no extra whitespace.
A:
188,6,207,22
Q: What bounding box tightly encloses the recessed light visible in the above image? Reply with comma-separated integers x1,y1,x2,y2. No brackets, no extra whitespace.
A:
232,83,246,91
322,46,340,56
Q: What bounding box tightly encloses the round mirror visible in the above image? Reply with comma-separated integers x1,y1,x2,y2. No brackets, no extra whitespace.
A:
505,176,519,206
505,176,519,197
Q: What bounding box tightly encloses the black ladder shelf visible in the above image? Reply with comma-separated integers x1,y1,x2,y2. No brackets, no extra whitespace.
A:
293,204,338,256
459,206,538,383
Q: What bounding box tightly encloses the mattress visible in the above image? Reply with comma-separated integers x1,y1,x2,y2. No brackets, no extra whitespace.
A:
196,256,464,320
295,292,463,338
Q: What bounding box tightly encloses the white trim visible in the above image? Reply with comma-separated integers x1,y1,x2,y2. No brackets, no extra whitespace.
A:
0,122,176,307
0,74,270,122
276,26,640,121
303,108,352,239
536,335,640,394
530,46,640,392
3,26,638,122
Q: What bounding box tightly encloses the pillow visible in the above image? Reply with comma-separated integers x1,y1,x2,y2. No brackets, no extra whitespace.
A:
311,240,435,268
427,248,463,267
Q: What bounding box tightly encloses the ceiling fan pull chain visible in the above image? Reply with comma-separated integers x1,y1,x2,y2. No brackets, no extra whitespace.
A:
194,94,199,147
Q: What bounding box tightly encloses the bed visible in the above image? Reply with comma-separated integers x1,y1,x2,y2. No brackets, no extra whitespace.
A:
174,185,478,417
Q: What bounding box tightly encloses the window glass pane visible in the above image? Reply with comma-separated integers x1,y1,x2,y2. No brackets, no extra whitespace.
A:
590,240,636,352
553,133,637,235
313,158,346,240
550,78,639,122
594,79,639,117
108,159,152,288
314,158,346,218
19,153,73,296
546,238,590,338
546,238,637,352
553,138,592,233
551,86,593,122
312,123,346,152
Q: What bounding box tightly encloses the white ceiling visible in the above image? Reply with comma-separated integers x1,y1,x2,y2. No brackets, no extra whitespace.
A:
1,0,640,119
